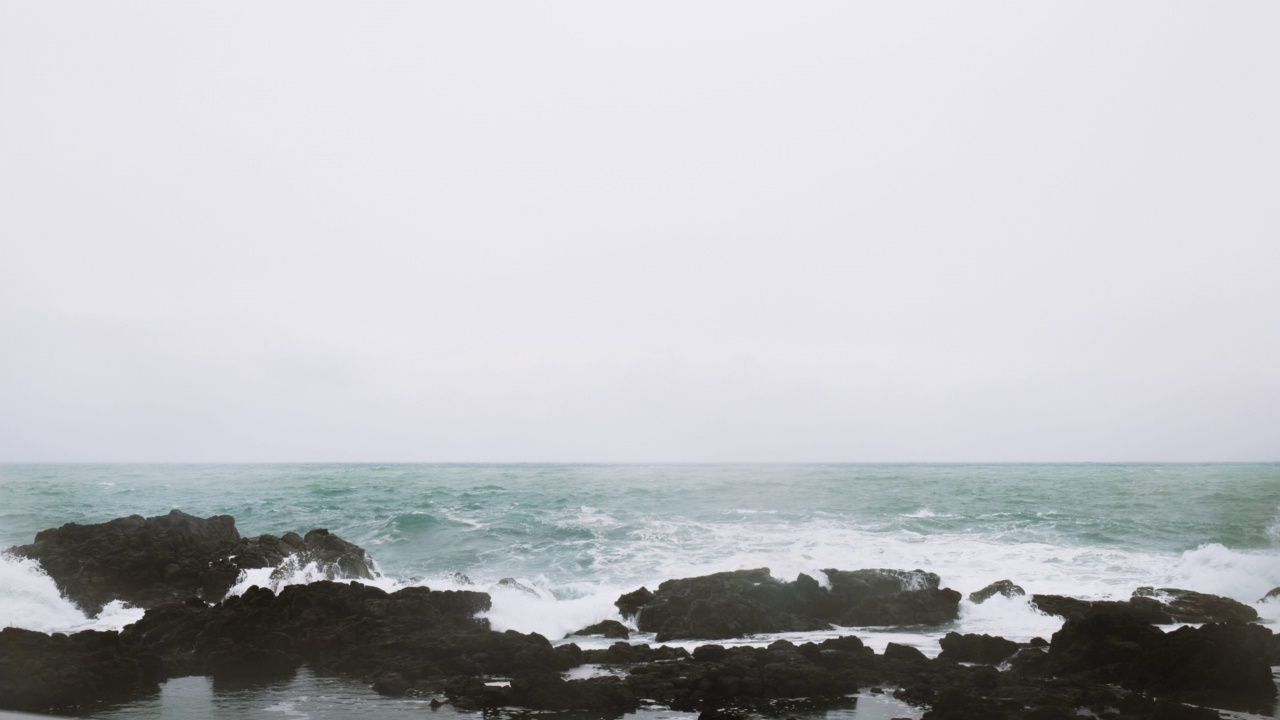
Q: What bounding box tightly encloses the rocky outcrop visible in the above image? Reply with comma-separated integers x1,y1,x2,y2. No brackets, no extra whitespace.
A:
1261,587,1280,603
627,569,828,641
570,620,630,639
620,568,961,641
938,632,1019,665
7,509,375,615
969,580,1026,604
1047,607,1277,712
1131,586,1258,623
1031,594,1172,624
1032,587,1259,626
0,627,164,714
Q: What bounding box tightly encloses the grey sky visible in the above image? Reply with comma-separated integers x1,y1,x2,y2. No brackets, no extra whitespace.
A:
1,2,1277,462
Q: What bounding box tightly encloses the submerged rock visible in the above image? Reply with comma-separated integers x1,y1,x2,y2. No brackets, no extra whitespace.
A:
7,509,375,614
968,580,1026,604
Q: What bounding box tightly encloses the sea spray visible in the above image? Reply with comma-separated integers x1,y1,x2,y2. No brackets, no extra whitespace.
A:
0,552,143,633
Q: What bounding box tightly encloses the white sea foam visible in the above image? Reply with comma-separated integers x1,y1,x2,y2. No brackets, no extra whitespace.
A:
0,552,144,633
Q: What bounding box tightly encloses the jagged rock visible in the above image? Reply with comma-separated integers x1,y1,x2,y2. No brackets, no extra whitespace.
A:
495,578,540,596
570,620,630,639
634,569,828,641
882,642,928,663
1132,586,1258,624
7,510,375,614
1261,587,1280,603
820,569,962,627
1047,607,1277,712
615,586,654,618
968,580,1026,604
623,567,961,641
937,632,1019,665
1030,594,1172,624
0,627,164,713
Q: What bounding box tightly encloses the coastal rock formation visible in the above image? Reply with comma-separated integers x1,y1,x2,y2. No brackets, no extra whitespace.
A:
7,509,375,614
1032,587,1259,626
619,568,961,641
937,632,1019,665
1046,607,1277,711
0,627,163,714
1131,586,1259,623
968,580,1026,604
570,619,630,639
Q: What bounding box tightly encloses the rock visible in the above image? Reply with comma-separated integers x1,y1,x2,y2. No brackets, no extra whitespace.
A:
1048,607,1277,712
1030,594,1172,624
0,627,164,713
615,586,654,618
7,510,375,615
571,620,630,639
1260,587,1280,603
1132,586,1258,623
495,578,540,596
634,569,828,641
968,580,1025,604
882,642,928,663
937,632,1019,665
626,567,962,641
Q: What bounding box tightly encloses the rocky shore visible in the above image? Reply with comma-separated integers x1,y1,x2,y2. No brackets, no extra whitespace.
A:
2,511,1278,719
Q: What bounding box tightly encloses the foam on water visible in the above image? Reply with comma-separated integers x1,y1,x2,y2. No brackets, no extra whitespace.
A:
0,552,144,633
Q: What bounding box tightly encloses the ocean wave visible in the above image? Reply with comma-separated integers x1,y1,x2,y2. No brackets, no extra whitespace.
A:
0,552,144,633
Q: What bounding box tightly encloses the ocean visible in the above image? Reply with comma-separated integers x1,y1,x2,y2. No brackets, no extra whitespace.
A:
2,463,1279,719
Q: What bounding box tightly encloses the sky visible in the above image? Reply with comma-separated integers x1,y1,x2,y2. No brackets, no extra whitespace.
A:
1,2,1278,462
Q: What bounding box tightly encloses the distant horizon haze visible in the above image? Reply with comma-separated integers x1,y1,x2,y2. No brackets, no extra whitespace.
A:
2,2,1277,463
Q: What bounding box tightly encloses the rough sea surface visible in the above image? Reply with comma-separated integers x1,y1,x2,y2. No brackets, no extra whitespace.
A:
3,463,1279,719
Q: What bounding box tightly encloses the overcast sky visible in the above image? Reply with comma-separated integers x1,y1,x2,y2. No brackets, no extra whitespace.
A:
1,2,1277,462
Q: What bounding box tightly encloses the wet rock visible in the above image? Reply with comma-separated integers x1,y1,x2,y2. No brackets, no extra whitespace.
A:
1131,586,1258,624
883,642,928,663
635,569,828,641
821,569,962,627
1260,587,1280,603
7,509,375,614
625,567,961,641
937,632,1019,665
1048,607,1277,712
570,619,630,639
0,627,164,713
615,586,654,618
1030,594,1172,624
968,580,1026,604
495,578,540,596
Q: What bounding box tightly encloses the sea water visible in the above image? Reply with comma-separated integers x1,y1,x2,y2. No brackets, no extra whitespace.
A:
2,463,1278,718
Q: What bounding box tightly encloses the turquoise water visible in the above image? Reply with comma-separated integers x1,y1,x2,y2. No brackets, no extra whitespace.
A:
2,464,1278,718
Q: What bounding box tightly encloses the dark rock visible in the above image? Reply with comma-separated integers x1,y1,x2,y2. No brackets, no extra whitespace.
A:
1131,586,1258,624
615,586,654,618
0,627,164,713
882,642,928,663
937,632,1019,665
636,569,828,641
1260,587,1280,603
570,619,630,639
822,569,962,627
1048,607,1277,712
7,509,375,614
627,567,961,641
968,580,1026,604
1030,594,1172,624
